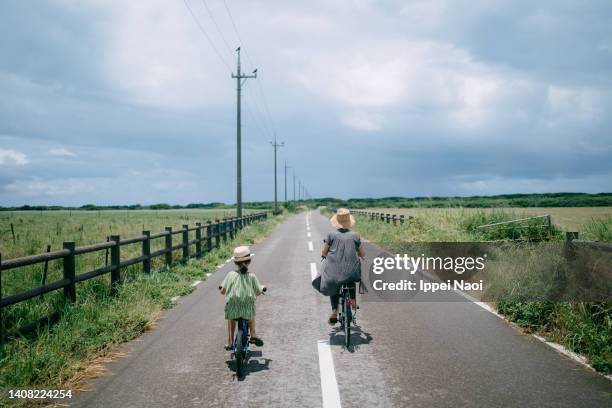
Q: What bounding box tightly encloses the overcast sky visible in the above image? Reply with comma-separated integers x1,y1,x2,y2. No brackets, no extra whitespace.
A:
1,0,611,206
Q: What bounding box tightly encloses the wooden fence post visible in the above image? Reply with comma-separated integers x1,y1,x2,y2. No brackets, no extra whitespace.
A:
41,244,51,286
230,218,235,240
195,223,202,258
182,224,189,261
400,215,405,225
206,222,213,252
105,236,109,266
110,236,121,294
564,231,579,260
165,227,172,267
63,241,76,302
215,220,221,248
392,214,397,226
221,219,228,244
142,231,151,274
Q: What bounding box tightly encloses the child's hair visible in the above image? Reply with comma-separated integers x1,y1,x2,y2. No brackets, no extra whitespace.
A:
236,261,250,274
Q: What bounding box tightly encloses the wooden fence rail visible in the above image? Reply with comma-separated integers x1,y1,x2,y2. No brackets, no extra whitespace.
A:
351,209,410,226
0,212,268,342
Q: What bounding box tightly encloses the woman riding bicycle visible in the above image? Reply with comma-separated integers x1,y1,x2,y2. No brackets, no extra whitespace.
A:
318,208,365,325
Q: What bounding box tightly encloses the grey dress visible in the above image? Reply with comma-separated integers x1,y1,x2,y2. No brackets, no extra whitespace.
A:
312,228,362,296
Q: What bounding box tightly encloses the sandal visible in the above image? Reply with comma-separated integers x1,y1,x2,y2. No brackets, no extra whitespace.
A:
224,344,232,351
328,315,338,325
250,337,264,347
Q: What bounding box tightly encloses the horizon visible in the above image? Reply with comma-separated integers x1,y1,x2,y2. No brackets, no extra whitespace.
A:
2,191,611,209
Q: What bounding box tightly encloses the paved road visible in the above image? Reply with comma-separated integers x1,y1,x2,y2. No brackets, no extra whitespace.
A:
72,210,611,407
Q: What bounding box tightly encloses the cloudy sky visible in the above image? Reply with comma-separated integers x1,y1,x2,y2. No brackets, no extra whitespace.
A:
1,0,611,206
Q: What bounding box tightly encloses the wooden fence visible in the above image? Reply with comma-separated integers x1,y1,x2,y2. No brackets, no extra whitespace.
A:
564,231,612,259
0,212,268,342
351,210,410,225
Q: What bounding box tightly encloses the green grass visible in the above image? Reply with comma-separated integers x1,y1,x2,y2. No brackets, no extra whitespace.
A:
0,211,288,396
0,209,256,259
345,208,612,374
582,216,612,242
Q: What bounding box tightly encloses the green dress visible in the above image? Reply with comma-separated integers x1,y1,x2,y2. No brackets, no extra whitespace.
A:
221,270,264,320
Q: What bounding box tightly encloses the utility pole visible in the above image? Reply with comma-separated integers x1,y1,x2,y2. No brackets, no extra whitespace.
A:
270,134,284,213
293,171,296,201
284,161,291,202
298,179,301,201
231,47,257,217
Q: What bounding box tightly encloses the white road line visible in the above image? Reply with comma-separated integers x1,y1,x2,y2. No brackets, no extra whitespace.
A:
190,280,202,287
308,241,314,251
310,262,318,281
419,266,612,381
317,340,342,408
307,226,311,231
307,231,312,238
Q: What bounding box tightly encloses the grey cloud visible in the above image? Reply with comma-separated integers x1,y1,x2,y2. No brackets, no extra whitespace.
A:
0,0,611,206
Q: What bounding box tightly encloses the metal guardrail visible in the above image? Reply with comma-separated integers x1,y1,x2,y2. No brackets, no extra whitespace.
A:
0,212,268,342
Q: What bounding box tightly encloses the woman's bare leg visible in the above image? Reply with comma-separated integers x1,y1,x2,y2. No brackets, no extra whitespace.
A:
249,319,256,337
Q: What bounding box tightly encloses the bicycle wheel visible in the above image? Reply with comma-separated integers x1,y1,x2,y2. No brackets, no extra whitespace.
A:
235,323,246,377
344,296,352,348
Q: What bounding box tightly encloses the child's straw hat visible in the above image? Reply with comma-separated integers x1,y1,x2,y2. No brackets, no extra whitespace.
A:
232,245,254,262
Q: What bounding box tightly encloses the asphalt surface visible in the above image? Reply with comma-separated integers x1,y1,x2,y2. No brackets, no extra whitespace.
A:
71,210,611,408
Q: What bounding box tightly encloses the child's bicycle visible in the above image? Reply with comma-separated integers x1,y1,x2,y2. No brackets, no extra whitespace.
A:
222,286,266,378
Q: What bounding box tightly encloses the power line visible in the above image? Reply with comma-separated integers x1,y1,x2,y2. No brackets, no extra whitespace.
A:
182,0,231,71
199,0,234,59
244,88,273,136
222,0,277,135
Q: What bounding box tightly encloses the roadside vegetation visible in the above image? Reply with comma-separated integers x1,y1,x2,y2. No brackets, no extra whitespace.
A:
0,210,287,396
314,192,612,209
344,208,612,374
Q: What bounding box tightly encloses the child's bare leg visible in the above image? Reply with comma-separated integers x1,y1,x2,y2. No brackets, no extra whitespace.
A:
249,319,256,338
227,320,235,345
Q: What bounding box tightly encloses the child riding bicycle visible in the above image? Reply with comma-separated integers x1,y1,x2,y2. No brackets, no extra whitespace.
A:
219,245,266,350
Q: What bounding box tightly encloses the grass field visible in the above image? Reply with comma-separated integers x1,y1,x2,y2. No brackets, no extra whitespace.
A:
0,209,282,394
0,209,258,259
364,207,612,240
343,207,612,373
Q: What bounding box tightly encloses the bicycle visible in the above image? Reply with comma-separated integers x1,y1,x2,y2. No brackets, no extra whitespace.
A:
337,283,355,348
220,286,266,378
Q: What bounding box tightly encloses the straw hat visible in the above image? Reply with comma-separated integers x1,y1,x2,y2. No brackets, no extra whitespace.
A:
330,208,355,229
232,245,254,262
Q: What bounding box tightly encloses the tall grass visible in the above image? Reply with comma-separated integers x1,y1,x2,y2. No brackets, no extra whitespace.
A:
582,216,612,242
0,212,287,393
347,208,611,374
